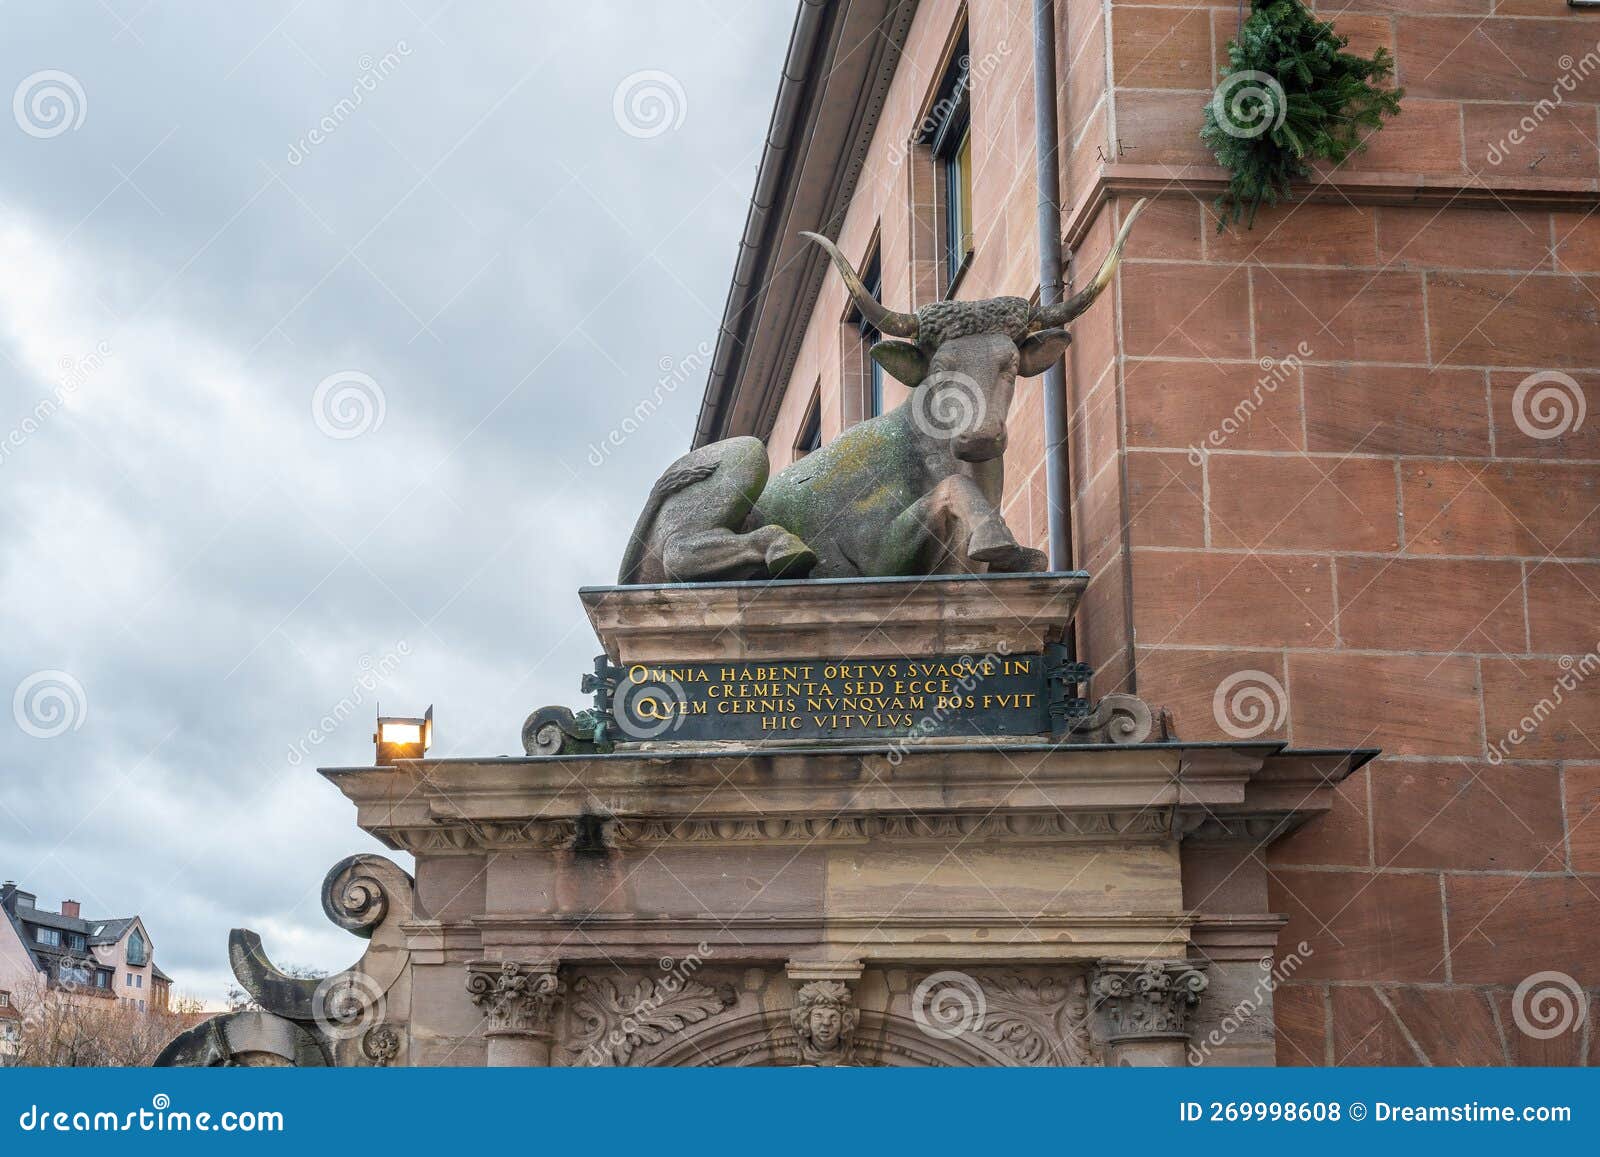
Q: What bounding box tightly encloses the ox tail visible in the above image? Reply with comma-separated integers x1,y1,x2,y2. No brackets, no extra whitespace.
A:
616,455,720,584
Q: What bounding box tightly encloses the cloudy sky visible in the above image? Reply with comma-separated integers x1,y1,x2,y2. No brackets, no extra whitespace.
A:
0,1,793,1003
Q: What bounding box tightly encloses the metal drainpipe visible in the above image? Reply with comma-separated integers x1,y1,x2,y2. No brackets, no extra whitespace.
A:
1033,0,1072,573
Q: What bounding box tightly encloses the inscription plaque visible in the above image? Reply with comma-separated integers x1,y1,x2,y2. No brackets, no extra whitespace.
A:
586,647,1091,743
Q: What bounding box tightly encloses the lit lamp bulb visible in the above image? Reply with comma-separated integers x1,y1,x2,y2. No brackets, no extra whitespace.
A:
374,706,432,765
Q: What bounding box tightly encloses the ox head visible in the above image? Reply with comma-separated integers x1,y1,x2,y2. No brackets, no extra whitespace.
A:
801,199,1145,461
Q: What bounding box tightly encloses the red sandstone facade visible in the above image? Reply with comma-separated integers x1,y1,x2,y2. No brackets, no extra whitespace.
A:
700,0,1600,1064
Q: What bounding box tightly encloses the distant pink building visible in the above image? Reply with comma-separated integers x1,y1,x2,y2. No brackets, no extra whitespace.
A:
0,882,171,1016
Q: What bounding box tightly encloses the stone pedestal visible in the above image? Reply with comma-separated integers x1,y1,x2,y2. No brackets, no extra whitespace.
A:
305,574,1372,1067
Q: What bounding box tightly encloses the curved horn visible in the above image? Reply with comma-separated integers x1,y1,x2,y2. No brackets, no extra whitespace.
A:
1031,198,1148,331
800,230,918,339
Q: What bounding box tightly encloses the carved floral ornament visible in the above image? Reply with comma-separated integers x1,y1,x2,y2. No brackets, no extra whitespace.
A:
1090,960,1209,1042
466,960,564,1037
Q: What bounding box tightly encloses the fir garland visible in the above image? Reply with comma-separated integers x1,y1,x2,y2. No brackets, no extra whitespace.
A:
1200,0,1403,230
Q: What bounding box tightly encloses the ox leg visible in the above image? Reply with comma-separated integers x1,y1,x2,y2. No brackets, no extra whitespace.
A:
663,523,815,582
884,475,1046,575
653,438,815,581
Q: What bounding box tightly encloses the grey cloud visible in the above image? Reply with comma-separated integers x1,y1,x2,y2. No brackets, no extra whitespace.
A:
0,1,791,1003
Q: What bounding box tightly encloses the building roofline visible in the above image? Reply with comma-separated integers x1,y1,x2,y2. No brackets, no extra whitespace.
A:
695,0,919,447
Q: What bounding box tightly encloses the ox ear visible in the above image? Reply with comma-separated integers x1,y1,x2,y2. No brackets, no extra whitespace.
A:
1016,327,1072,377
870,339,930,387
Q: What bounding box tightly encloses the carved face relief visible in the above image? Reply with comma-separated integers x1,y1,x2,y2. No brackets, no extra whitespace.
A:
790,980,858,1066
809,1006,842,1050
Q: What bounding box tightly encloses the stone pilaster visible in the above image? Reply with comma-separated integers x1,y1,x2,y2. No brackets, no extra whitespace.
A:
1091,959,1209,1067
466,959,563,1066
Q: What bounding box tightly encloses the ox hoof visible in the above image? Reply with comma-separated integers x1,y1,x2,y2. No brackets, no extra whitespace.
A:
981,545,1049,573
765,534,817,578
967,519,1023,564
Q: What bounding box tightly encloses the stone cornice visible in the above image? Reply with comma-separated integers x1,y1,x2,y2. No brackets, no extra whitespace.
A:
323,742,1373,855
1063,163,1600,248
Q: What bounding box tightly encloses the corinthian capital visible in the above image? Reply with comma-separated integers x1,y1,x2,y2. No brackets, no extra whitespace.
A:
1091,959,1208,1043
466,959,563,1037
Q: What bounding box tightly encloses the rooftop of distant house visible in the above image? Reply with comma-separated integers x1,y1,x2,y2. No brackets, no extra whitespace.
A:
0,881,171,984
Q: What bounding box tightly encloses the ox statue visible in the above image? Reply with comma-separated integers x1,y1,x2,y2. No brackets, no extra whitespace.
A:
619,200,1146,583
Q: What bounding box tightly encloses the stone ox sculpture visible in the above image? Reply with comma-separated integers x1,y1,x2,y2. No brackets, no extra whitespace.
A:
620,200,1146,583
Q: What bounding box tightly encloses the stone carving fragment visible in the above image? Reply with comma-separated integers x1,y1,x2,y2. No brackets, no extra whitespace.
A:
790,980,859,1066
566,974,736,1066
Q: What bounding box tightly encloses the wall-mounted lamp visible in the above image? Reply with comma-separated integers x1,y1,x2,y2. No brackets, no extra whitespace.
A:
374,705,432,765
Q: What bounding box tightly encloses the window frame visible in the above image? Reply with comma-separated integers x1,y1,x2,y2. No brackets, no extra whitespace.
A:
35,927,60,948
925,31,974,294
793,384,823,459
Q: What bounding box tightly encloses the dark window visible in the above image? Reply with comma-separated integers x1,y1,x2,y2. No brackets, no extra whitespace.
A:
795,388,823,458
34,927,59,947
94,971,111,989
67,933,85,952
126,929,147,967
927,32,973,291
851,248,886,418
